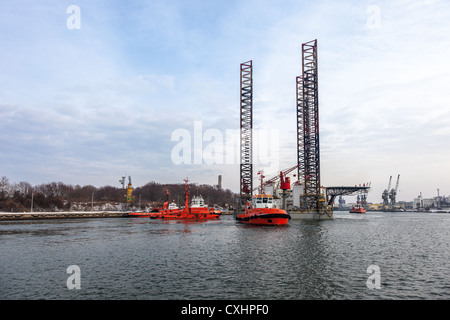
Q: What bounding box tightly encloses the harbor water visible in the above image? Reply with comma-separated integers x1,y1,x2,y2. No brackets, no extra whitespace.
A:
1,211,449,300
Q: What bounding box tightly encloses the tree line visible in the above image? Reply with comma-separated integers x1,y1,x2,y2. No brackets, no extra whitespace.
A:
0,176,237,212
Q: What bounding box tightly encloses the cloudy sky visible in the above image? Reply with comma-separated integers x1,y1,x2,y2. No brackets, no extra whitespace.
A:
1,0,449,203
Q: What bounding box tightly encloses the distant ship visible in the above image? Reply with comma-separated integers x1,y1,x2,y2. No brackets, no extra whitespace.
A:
149,179,221,220
349,204,366,214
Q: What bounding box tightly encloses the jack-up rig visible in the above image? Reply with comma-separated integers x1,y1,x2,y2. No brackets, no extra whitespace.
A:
238,39,371,219
296,40,370,217
295,40,328,214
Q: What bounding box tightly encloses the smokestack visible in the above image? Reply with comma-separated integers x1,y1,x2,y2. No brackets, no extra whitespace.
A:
218,175,222,190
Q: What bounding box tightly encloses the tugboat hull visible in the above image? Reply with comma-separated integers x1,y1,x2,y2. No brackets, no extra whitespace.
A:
236,210,291,226
349,207,366,214
129,212,151,218
150,211,220,220
236,213,290,225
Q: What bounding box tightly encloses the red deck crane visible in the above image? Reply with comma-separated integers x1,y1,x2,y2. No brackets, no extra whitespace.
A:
253,165,300,193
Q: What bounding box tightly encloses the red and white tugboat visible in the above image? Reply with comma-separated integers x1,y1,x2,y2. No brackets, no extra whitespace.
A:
150,179,221,220
130,189,178,217
349,195,366,214
349,204,366,214
235,170,291,225
236,194,291,225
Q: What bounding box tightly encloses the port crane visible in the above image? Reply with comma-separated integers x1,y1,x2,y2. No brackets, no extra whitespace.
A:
382,176,392,207
119,175,134,210
126,176,135,203
389,174,400,206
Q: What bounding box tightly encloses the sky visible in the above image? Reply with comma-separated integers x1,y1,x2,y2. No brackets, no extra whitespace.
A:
1,0,449,204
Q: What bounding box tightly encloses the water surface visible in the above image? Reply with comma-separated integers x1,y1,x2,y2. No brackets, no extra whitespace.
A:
1,211,449,299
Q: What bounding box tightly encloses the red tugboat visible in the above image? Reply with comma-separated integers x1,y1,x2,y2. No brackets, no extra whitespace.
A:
129,189,178,217
349,204,366,214
349,195,366,214
235,170,291,225
236,194,291,225
150,179,221,220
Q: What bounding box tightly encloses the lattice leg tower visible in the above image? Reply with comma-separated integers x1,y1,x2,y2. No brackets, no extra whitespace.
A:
297,40,321,210
296,75,304,186
240,60,253,204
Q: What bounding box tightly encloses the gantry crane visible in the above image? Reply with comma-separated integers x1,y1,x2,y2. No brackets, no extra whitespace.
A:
382,175,392,207
389,174,400,206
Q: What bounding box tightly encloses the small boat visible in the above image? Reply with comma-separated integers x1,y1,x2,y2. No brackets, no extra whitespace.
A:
349,204,366,214
235,194,291,225
150,179,221,220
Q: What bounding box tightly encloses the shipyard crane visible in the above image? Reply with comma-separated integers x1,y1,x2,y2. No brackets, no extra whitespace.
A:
382,176,392,206
389,174,400,206
249,165,299,210
126,176,135,203
119,176,126,189
264,165,299,188
252,165,299,193
279,167,297,210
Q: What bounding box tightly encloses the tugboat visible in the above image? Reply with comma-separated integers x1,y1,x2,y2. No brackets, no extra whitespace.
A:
150,179,221,220
349,195,366,214
129,189,178,217
236,194,291,225
349,204,366,214
235,170,291,225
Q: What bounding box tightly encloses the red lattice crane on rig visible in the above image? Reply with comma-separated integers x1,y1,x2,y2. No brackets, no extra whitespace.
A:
253,165,300,194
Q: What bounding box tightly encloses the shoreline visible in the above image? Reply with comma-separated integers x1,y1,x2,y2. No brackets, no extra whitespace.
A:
0,211,130,221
